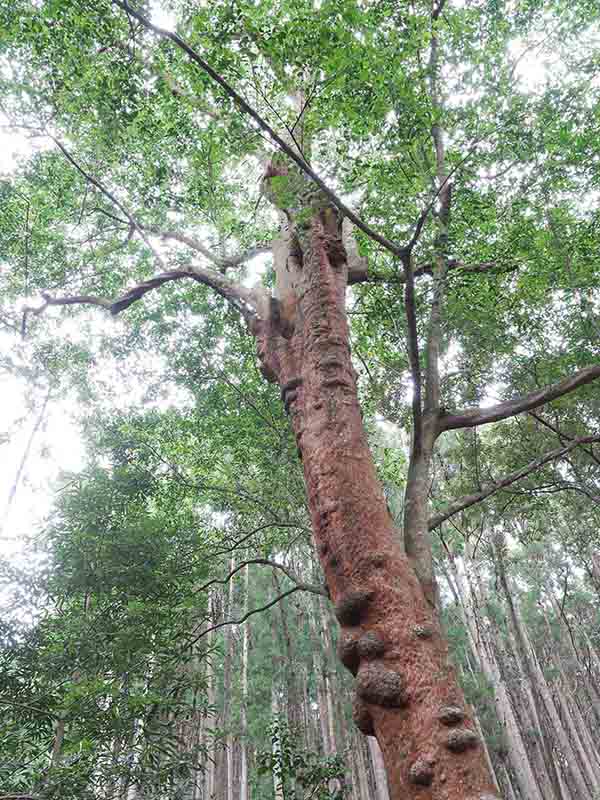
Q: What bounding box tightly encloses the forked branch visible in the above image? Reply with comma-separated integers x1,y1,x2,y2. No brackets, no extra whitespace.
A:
194,557,326,597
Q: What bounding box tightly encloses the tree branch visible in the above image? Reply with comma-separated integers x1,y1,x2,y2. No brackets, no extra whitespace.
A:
194,557,326,597
111,0,410,259
142,226,271,271
50,135,165,268
529,411,600,466
428,434,600,529
0,795,41,800
402,251,423,444
350,258,519,286
0,699,58,719
185,586,303,649
22,264,265,329
441,365,600,431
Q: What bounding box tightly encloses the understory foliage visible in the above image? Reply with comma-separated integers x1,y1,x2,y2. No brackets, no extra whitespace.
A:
2,406,600,799
1,0,600,798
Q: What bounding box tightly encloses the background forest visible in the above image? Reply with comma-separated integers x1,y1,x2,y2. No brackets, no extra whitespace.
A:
1,0,600,799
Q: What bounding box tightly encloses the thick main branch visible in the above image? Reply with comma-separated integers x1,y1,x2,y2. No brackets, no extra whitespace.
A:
441,365,600,431
23,265,263,324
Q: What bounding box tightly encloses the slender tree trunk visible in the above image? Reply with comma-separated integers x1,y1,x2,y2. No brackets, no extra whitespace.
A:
204,591,217,800
353,734,372,800
445,556,545,800
271,683,285,800
549,594,600,726
1,385,51,534
224,559,235,800
367,736,390,800
273,570,302,738
240,564,250,800
540,609,600,785
493,537,590,799
255,166,499,799
307,597,332,755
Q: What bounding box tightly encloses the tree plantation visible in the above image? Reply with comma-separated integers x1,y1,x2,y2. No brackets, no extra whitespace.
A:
1,0,600,798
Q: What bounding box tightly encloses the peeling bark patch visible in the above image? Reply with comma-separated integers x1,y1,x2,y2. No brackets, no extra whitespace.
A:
334,589,374,626
322,377,352,390
409,759,434,786
413,624,433,639
445,728,479,753
356,632,385,660
352,696,375,736
319,356,344,370
356,663,408,707
438,705,465,725
337,633,359,675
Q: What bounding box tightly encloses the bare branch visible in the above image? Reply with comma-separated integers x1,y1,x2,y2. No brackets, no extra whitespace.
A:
428,434,600,530
403,145,477,255
194,557,326,597
350,258,519,286
0,699,58,719
529,411,600,466
142,226,224,265
0,795,41,800
185,586,302,649
441,365,600,431
223,243,272,270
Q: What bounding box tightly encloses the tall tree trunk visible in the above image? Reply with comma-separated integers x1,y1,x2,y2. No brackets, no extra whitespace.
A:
223,558,235,800
271,682,285,800
255,164,499,799
353,733,371,800
539,610,600,786
273,570,302,738
204,591,217,800
548,593,600,726
307,597,333,755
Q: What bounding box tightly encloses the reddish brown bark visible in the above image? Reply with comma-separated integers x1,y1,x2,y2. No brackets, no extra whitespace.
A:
252,172,500,800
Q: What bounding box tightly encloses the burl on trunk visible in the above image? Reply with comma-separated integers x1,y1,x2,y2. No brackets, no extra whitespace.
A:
251,163,500,800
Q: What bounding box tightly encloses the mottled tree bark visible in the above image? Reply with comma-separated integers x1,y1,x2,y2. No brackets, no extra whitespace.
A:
204,591,217,800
